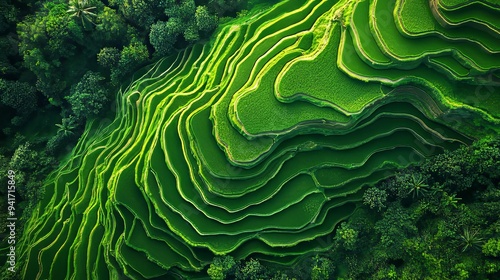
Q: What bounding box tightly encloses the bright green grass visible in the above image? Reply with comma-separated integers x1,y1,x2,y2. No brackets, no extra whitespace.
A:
276,22,384,114
398,0,437,33
213,0,339,163
397,0,499,53
339,26,465,99
371,0,500,72
231,50,351,136
434,0,500,33
341,25,488,104
427,56,472,80
348,0,392,67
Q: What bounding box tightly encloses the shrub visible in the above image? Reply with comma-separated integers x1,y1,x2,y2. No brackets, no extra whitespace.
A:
0,79,37,116
236,258,268,280
66,71,108,121
97,47,120,68
9,142,38,172
149,20,181,57
335,222,359,251
208,255,236,280
363,187,387,211
483,238,500,257
195,5,218,32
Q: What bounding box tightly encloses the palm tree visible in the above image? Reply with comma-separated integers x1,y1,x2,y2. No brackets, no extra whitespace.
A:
407,173,429,198
55,118,76,137
67,0,97,27
459,227,484,252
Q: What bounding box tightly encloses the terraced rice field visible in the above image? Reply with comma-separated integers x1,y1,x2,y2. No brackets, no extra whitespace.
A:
18,0,499,279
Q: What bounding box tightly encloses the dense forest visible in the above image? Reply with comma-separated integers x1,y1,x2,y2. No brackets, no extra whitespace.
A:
1,0,499,279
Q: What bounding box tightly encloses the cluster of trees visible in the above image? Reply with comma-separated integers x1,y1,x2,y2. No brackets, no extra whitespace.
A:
206,137,500,279
206,255,334,280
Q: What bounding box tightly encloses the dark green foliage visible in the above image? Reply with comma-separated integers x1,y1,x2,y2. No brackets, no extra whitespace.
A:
17,1,81,98
405,173,430,198
195,5,218,32
420,137,500,194
94,6,128,45
10,0,245,107
207,255,237,280
268,271,290,280
9,142,38,171
165,0,196,21
0,1,18,33
45,133,66,155
363,186,387,211
8,142,57,205
0,0,20,76
160,0,220,45
33,2,74,58
0,36,18,76
0,154,9,185
110,0,164,29
382,172,433,200
310,256,334,280
373,264,398,280
440,192,461,209
335,222,359,251
46,116,80,156
183,21,200,42
111,40,149,84
0,79,37,115
67,19,85,45
149,20,181,57
207,0,247,16
236,258,268,280
66,71,108,121
0,79,37,126
375,203,417,260
97,47,121,68
55,117,77,137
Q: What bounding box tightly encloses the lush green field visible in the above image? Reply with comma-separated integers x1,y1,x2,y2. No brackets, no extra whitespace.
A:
13,0,499,279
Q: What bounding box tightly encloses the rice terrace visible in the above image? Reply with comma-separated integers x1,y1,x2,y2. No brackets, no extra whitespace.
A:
1,0,499,279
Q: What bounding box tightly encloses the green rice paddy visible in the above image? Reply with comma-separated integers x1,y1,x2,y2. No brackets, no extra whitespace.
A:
18,0,499,279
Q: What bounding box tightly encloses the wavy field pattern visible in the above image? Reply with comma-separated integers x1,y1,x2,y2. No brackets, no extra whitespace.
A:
18,0,498,279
